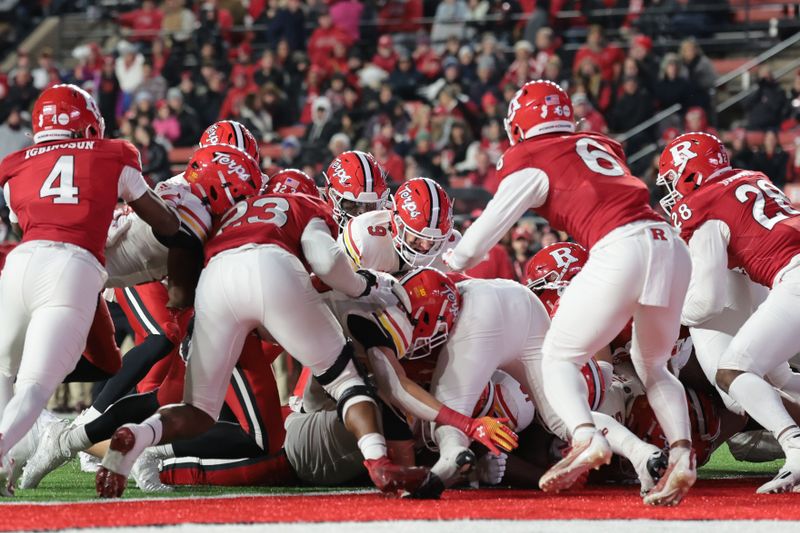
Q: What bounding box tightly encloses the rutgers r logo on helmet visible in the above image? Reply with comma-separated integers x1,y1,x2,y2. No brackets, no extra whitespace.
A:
212,151,251,181
668,141,698,173
549,247,580,269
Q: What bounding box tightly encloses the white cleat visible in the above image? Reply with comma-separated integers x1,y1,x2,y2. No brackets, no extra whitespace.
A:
539,430,612,492
78,452,101,473
643,449,696,506
131,448,172,493
758,438,800,494
19,419,72,489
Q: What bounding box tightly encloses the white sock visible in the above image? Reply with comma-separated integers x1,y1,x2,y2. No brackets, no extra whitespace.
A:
592,411,654,463
151,444,175,459
357,432,387,461
139,414,164,448
74,406,102,426
640,366,691,444
0,381,51,454
542,358,595,437
729,373,798,441
0,373,12,410
62,425,92,455
598,361,614,398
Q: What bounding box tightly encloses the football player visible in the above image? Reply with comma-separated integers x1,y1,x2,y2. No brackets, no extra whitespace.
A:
0,84,179,495
444,80,694,506
340,177,459,272
95,151,424,497
658,132,800,493
324,150,390,230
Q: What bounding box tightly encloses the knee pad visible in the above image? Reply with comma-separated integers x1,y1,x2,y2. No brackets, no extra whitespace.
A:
313,342,376,421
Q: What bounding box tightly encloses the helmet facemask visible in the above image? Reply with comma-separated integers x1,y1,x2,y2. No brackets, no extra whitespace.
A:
392,213,450,268
406,300,452,360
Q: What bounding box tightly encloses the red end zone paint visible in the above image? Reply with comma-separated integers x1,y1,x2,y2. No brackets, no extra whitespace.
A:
2,480,797,531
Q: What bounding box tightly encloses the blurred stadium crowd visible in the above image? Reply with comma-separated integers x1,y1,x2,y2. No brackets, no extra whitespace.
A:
1,0,800,408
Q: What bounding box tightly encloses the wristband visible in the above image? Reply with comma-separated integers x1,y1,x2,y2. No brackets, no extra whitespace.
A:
434,405,472,434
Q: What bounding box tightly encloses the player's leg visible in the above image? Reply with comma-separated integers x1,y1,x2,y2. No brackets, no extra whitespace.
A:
0,247,33,416
539,238,640,491
160,454,297,487
714,270,800,494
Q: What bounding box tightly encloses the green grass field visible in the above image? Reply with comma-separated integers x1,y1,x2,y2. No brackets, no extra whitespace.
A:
10,444,784,502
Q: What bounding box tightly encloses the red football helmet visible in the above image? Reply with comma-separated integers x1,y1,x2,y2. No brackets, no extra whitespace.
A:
266,168,320,198
199,120,260,164
398,267,462,359
627,386,721,467
32,84,105,144
526,242,588,291
582,358,606,411
324,150,390,228
472,371,535,432
657,132,731,213
183,144,263,216
504,80,575,146
391,178,454,267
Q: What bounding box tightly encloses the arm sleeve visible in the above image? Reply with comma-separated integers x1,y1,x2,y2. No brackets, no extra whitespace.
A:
301,217,367,297
117,165,150,203
3,183,16,224
681,220,731,326
448,168,549,270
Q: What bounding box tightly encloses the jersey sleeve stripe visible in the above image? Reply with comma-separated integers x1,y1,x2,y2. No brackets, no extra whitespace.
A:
177,205,209,242
342,221,362,267
381,307,409,349
373,312,408,358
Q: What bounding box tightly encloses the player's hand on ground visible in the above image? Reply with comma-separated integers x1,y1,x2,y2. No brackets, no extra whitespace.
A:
467,417,519,456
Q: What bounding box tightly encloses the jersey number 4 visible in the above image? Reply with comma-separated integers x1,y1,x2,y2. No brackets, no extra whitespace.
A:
735,179,800,230
39,155,79,204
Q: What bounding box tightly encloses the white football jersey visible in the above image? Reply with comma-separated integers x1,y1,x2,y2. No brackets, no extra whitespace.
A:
339,209,461,274
105,174,211,288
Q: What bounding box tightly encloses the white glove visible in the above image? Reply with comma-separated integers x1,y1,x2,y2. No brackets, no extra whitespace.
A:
357,269,410,311
441,248,464,272
475,451,507,486
106,206,134,247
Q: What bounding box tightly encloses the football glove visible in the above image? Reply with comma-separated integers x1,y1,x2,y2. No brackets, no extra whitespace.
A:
435,406,519,456
357,269,411,312
363,456,429,495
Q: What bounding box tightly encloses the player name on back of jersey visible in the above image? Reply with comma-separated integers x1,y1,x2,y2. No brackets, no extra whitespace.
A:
25,141,96,159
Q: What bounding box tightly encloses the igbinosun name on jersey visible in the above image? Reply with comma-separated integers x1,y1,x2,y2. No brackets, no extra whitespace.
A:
25,141,96,159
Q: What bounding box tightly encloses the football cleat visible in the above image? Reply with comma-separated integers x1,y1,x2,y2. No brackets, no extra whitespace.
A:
79,452,101,473
131,448,172,493
757,441,800,494
539,430,612,492
96,426,141,498
19,418,72,489
634,448,668,496
363,456,430,495
643,448,696,506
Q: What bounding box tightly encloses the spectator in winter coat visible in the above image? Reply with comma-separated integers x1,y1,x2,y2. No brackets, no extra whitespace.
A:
307,8,353,69
608,75,654,150
654,53,706,111
264,0,306,51
752,130,789,189
303,96,339,164
115,41,145,111
372,35,399,73
573,92,608,134
135,125,171,184
729,128,754,170
744,67,790,131
680,38,717,92
0,108,32,161
167,87,202,147
430,0,469,52
389,52,423,101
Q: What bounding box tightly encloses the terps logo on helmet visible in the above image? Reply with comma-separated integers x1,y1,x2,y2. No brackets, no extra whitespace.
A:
398,189,421,218
330,159,352,185
204,124,220,145
442,285,460,320
211,151,251,181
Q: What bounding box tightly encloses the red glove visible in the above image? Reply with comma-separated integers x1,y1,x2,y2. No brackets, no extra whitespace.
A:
164,307,192,345
363,456,430,495
435,406,519,455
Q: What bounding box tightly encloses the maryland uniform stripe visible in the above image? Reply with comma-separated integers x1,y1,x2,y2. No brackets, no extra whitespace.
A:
373,307,411,358
342,219,362,267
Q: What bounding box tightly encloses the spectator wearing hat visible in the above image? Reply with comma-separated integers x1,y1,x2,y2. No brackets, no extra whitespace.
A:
167,87,202,147
115,40,145,112
430,0,469,52
0,108,32,162
307,8,354,70
303,96,338,164
629,34,659,93
372,136,405,182
373,35,399,73
744,66,789,131
752,130,789,189
573,93,608,134
510,225,535,283
118,0,163,43
572,25,625,82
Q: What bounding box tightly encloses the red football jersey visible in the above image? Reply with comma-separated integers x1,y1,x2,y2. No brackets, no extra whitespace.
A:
674,170,800,288
205,193,338,267
497,132,661,248
0,138,142,264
